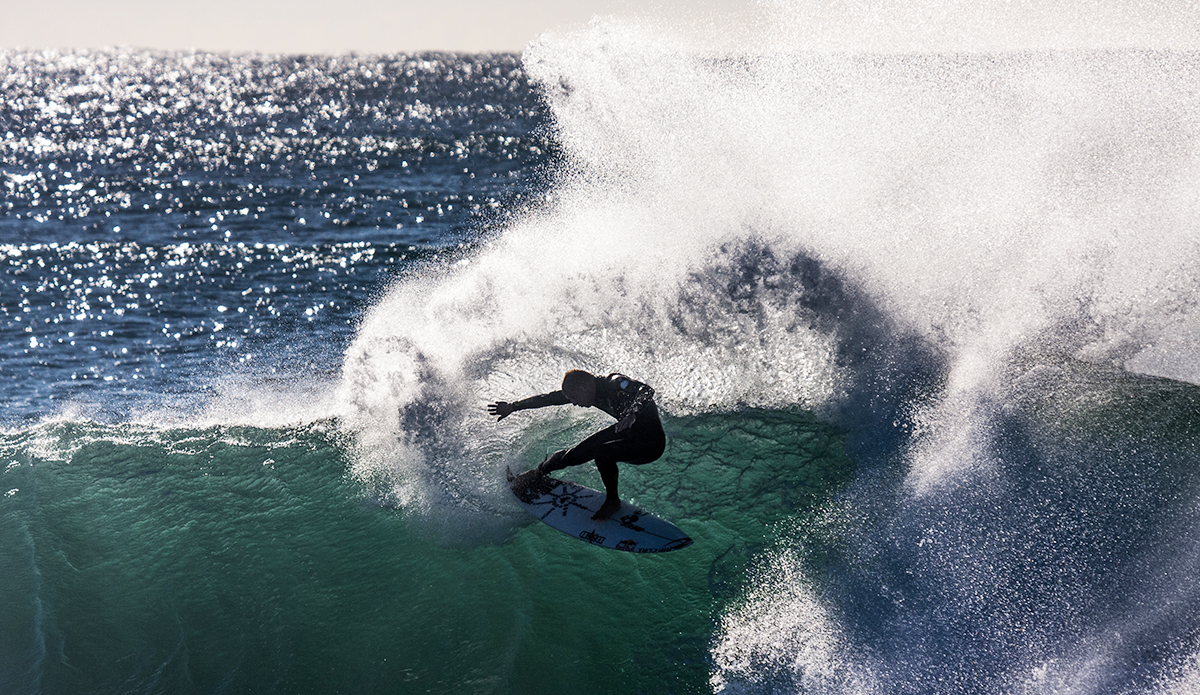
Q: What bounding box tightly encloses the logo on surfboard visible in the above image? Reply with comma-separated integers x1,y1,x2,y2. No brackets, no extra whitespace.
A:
579,530,606,545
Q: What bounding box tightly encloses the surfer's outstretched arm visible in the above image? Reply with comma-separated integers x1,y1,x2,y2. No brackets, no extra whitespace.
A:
487,391,571,421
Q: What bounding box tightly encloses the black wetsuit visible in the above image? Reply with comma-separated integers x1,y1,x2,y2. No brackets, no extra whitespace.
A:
517,374,666,489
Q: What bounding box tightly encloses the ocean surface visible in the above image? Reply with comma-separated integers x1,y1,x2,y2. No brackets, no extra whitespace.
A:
6,23,1200,695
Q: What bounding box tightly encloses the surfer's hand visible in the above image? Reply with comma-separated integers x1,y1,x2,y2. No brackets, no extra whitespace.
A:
488,401,515,420
615,412,636,433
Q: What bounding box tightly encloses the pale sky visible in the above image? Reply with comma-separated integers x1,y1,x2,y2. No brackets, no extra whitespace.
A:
1,0,729,54
3,0,1200,55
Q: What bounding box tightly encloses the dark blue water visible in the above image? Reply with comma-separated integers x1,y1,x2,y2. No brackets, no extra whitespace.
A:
6,38,1200,695
1,51,548,422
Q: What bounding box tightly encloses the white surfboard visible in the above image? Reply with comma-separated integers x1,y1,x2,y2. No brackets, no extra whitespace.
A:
507,467,692,553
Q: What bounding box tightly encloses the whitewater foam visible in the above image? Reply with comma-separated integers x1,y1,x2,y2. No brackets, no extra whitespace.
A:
343,32,1200,506
710,545,877,694
318,10,1200,691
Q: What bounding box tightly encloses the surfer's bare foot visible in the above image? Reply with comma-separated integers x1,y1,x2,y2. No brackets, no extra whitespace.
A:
592,497,621,520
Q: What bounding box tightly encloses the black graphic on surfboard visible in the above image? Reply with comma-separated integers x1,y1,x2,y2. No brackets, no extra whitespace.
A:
507,467,692,553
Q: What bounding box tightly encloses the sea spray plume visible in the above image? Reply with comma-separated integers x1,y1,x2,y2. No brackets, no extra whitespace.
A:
709,369,1200,694
881,47,1200,494
335,69,942,533
757,0,1200,53
710,546,879,694
335,18,1200,691
520,15,1200,695
523,23,1200,467
334,228,899,541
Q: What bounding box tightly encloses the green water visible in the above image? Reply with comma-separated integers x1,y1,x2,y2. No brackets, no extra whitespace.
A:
0,410,853,694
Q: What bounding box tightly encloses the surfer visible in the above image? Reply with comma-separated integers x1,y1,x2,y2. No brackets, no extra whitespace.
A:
488,370,666,520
